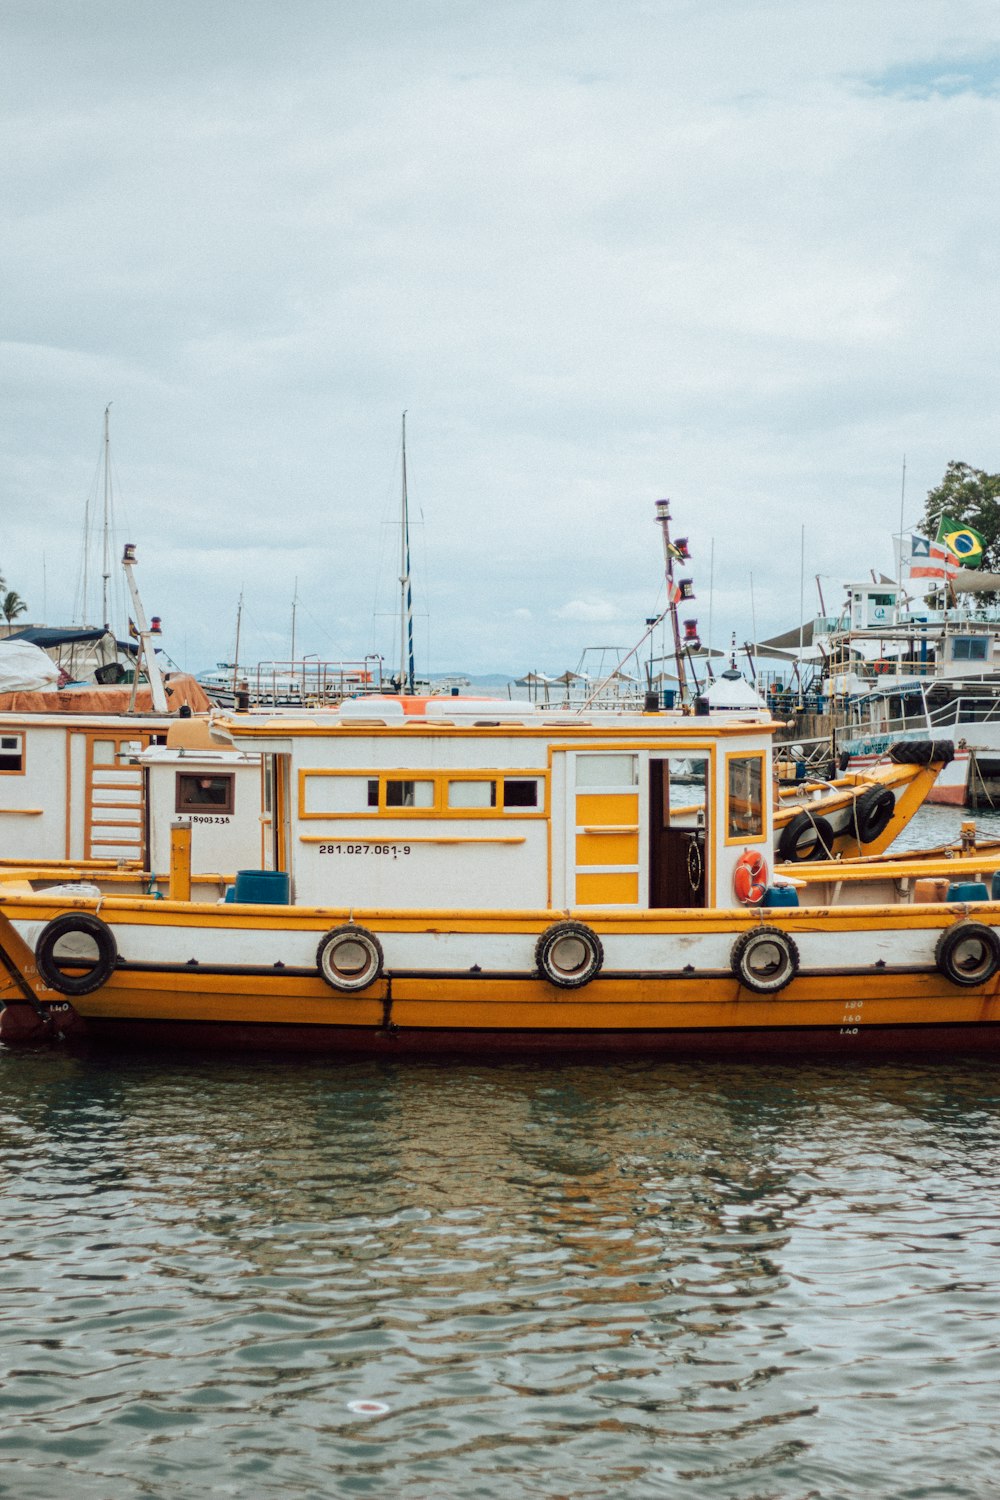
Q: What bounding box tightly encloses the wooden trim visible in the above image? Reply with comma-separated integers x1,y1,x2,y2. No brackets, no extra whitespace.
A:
299,834,527,846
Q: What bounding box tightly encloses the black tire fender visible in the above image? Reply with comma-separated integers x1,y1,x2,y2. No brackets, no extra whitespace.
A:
35,913,118,997
777,812,834,863
852,785,896,845
535,921,604,989
316,925,384,992
935,923,1000,988
889,739,955,767
731,926,800,994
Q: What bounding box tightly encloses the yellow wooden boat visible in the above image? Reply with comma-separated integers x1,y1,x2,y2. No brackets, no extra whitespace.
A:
0,698,996,1056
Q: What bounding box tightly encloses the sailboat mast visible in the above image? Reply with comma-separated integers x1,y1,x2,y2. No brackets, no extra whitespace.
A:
231,591,243,694
654,498,688,702
290,577,298,663
399,413,415,694
101,404,112,631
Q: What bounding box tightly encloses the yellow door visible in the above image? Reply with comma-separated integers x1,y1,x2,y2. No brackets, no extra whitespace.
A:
570,751,642,906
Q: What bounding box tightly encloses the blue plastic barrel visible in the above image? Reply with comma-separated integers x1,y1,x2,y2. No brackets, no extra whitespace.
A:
947,881,989,903
233,869,290,904
763,886,799,907
992,871,1000,900
224,886,236,903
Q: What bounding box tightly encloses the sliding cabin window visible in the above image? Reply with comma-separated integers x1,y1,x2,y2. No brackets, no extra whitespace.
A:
0,733,24,773
299,768,548,818
575,753,639,787
952,637,988,662
725,753,764,841
501,777,540,808
448,779,496,809
176,772,235,815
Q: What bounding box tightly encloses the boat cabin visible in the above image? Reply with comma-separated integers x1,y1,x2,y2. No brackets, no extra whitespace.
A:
209,698,777,911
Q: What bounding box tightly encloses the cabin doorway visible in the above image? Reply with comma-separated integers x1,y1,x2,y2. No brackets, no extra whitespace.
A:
649,756,708,908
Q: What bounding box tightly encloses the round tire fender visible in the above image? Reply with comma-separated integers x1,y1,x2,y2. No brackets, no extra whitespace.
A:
731,926,800,994
35,913,118,997
777,812,834,863
852,785,896,845
316,925,384,992
935,922,1000,988
535,921,604,989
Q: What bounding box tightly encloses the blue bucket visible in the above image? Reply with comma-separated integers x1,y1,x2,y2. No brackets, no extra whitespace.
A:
947,881,989,903
233,869,290,905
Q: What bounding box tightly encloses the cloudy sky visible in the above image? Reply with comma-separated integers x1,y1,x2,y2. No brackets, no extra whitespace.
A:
3,1,999,679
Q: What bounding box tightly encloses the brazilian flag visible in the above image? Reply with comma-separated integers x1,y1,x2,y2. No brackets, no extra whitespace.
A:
937,513,985,568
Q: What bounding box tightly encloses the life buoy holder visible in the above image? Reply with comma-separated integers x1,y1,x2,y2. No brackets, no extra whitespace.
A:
731,926,800,994
733,849,769,905
35,913,118,997
535,921,603,989
316,925,384,991
935,923,1000,988
874,659,892,675
852,785,895,846
777,812,834,863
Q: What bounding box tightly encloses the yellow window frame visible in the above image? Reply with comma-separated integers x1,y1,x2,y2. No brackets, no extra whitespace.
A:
724,749,767,845
298,767,549,820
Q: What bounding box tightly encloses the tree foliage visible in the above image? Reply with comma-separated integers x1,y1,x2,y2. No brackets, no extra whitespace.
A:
2,590,28,623
921,461,1000,574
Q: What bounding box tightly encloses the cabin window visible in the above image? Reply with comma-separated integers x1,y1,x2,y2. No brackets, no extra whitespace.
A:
448,779,497,808
952,637,988,662
384,779,435,808
727,755,764,839
303,775,374,814
176,772,235,814
576,754,638,787
503,778,540,808
0,733,23,773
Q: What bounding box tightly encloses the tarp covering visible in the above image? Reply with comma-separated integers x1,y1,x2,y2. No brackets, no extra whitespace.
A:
0,639,62,693
0,673,211,715
6,626,107,647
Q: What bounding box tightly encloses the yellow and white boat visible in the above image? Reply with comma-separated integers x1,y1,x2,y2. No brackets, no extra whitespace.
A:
1,696,998,1055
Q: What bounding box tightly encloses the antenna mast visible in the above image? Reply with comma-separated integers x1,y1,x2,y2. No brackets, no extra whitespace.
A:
101,404,112,631
654,498,688,702
399,413,415,694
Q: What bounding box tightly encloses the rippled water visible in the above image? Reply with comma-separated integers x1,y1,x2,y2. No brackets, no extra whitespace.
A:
2,1048,1000,1499
3,803,1000,1498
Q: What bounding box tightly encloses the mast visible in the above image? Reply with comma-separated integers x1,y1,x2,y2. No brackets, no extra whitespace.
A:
121,544,168,714
231,590,243,694
290,576,298,663
399,412,415,694
101,404,112,631
654,498,688,702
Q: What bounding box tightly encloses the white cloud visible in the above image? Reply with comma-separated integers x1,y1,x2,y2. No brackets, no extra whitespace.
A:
553,598,621,623
2,2,999,673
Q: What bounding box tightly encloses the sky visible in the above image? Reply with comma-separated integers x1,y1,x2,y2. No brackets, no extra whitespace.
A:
2,1,999,679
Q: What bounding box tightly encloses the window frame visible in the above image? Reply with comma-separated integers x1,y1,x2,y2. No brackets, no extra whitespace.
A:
724,751,766,845
175,770,236,815
0,731,25,775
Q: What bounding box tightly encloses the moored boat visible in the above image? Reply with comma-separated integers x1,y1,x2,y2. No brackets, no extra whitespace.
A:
2,695,998,1056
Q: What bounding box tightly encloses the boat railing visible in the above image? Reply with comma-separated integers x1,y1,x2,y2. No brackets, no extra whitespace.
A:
210,657,385,705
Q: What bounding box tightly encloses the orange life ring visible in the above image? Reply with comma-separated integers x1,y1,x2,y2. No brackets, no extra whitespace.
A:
733,848,769,905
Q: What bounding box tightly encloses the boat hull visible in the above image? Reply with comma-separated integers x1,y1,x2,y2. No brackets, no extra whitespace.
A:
3,892,1000,1056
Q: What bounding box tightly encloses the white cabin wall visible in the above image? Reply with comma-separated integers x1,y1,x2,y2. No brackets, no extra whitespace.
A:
144,751,262,877
0,721,68,860
289,729,552,911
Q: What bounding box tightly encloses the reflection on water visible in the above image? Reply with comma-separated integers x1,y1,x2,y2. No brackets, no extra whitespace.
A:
2,1049,1000,1499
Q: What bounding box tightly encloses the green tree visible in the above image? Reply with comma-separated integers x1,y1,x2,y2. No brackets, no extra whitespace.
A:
1,590,28,623
921,461,1000,573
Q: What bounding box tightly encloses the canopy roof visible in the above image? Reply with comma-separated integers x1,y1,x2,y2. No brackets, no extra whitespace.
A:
7,625,108,647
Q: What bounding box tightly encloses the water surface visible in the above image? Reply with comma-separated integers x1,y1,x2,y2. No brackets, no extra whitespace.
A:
2,1048,1000,1499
